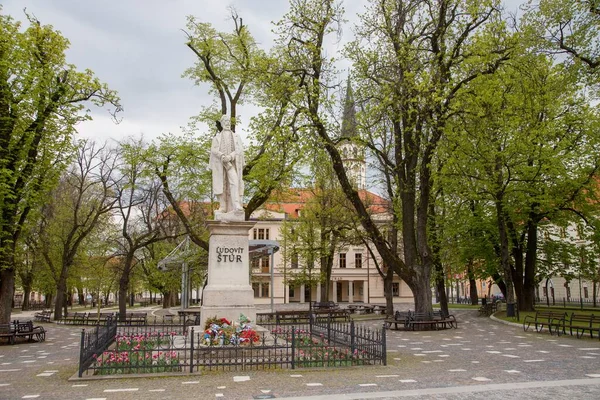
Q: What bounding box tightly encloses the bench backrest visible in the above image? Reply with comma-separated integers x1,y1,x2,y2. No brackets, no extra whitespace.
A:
569,313,593,324
535,310,566,321
394,311,411,319
411,312,432,321
12,320,33,333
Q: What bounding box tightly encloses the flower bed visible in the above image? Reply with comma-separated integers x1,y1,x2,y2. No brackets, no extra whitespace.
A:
270,326,370,367
93,331,182,375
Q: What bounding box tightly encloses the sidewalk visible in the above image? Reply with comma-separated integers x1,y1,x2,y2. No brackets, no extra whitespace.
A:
1,308,599,399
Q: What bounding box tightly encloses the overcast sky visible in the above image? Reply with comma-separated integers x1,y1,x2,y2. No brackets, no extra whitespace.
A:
2,0,525,144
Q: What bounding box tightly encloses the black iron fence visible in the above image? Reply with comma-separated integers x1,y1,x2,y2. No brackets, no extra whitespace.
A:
78,318,118,377
535,297,600,309
78,318,386,376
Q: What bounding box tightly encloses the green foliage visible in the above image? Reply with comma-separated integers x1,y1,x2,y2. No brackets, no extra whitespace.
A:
522,0,600,73
0,9,120,322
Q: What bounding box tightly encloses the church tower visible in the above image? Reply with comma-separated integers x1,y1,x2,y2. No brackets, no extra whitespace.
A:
339,80,366,190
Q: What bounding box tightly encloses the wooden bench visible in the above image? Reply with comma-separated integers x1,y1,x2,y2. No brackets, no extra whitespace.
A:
13,321,46,342
0,324,15,344
34,310,52,322
275,310,312,324
87,312,114,325
123,312,147,325
431,310,458,329
556,313,600,339
372,305,387,314
408,312,439,330
385,311,411,330
310,301,339,311
62,312,89,325
523,310,567,334
312,309,350,322
348,305,375,314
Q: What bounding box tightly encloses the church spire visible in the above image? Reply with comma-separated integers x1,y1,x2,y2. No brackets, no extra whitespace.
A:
340,79,357,140
338,79,366,190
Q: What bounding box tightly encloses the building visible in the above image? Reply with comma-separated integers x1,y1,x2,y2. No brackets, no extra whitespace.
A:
246,81,415,306
247,195,414,306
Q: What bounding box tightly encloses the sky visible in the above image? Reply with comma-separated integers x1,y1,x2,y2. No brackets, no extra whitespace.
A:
1,0,525,144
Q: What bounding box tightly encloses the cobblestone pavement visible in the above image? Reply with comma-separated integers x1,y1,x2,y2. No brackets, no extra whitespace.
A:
1,306,599,399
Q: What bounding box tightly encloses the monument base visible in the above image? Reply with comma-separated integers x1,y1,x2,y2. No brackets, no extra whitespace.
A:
200,220,256,329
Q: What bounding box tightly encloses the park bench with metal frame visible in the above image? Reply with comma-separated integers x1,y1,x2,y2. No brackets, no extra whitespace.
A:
431,310,458,329
0,324,15,344
13,320,46,342
384,310,411,330
523,310,567,334
310,301,339,311
34,310,52,322
555,313,600,339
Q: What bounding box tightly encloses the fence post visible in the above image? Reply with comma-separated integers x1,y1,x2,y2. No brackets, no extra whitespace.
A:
381,324,387,366
189,327,194,373
78,328,85,378
350,321,355,356
291,326,295,370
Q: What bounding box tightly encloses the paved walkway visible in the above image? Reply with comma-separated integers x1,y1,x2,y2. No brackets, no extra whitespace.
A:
1,307,600,399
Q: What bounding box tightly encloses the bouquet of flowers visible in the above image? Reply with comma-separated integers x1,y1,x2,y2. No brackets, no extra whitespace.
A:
202,314,259,346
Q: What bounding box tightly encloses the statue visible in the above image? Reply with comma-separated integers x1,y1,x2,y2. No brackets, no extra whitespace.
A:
209,115,245,220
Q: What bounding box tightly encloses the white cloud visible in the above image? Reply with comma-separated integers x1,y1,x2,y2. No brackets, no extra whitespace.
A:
2,0,526,143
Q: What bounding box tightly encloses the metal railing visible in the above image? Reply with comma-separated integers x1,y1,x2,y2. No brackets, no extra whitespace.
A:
78,318,118,377
78,319,386,376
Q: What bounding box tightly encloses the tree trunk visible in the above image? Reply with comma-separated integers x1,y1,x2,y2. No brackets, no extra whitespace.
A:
119,275,129,322
54,274,67,321
434,264,448,316
45,293,53,308
22,287,31,311
0,268,16,324
406,265,433,314
77,283,85,305
522,217,538,311
383,269,394,317
467,261,479,305
496,200,515,316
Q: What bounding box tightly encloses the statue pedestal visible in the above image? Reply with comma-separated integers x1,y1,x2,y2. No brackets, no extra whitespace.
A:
200,220,256,330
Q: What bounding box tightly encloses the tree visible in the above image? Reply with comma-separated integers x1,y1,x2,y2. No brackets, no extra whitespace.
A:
280,148,357,301
36,141,119,320
0,11,120,323
114,138,181,321
271,0,509,313
442,46,600,312
523,0,600,70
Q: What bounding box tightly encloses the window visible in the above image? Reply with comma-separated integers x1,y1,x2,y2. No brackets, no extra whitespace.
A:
543,287,547,297
289,287,295,297
339,253,346,268
392,282,400,297
355,253,362,269
559,228,566,239
252,283,260,297
251,258,260,269
291,253,299,269
261,255,270,272
261,283,269,298
584,287,589,299
252,228,270,240
577,224,584,239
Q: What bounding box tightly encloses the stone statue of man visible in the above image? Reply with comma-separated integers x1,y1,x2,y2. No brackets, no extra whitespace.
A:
209,115,245,219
